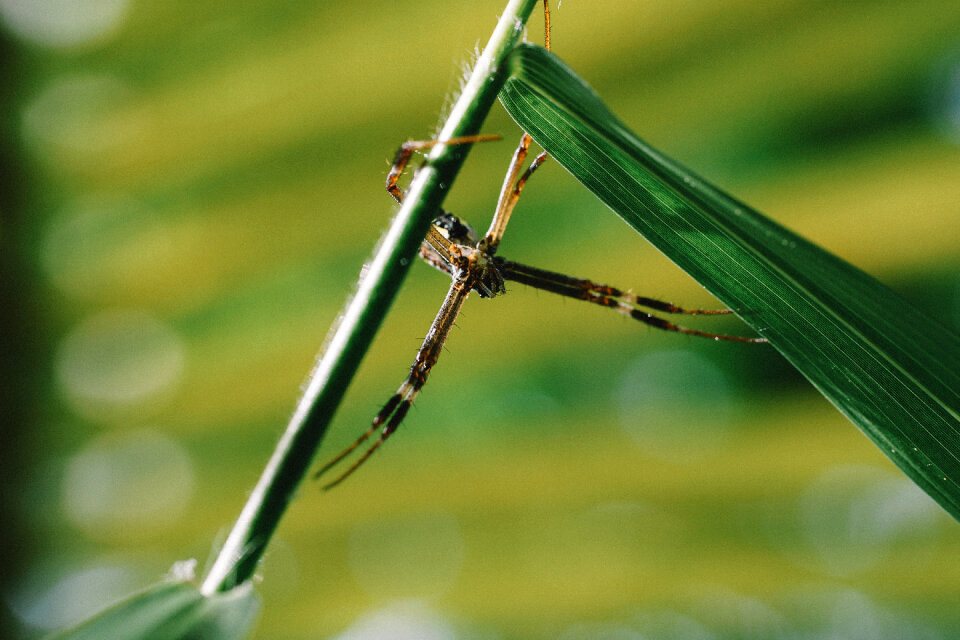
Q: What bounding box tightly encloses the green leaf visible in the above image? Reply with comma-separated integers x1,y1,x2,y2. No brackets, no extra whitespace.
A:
499,44,960,520
46,580,260,640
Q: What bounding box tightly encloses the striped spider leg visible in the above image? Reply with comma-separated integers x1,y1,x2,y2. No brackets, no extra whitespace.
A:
494,259,768,344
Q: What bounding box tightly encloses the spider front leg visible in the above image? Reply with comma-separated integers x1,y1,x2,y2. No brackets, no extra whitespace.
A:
481,133,549,256
480,1,552,255
386,134,501,204
315,267,475,489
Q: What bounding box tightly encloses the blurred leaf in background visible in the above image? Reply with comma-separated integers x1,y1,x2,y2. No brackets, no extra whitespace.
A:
3,1,960,639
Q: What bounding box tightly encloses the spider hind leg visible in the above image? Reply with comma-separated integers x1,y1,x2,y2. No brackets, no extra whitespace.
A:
316,274,472,489
315,385,417,490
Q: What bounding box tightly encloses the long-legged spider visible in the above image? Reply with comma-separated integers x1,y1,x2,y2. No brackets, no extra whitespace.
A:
316,1,766,489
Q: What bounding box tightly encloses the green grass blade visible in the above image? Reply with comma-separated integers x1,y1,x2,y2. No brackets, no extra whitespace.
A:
499,43,960,520
46,581,260,640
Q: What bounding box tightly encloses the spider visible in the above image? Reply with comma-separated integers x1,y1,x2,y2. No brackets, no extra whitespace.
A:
315,1,767,489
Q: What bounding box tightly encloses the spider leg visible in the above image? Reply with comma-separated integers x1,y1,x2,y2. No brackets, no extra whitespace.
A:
497,258,768,343
315,386,412,490
316,268,475,488
543,0,551,52
482,137,549,255
498,260,735,315
386,134,501,204
480,1,553,254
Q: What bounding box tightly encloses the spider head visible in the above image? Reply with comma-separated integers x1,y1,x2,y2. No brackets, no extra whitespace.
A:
432,213,479,247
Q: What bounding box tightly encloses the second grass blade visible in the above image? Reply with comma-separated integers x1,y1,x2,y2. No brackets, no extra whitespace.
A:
499,43,960,521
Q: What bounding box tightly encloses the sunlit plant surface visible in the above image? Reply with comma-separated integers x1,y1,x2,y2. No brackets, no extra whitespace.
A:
5,1,960,639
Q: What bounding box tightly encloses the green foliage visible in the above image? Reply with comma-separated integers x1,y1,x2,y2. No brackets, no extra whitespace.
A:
46,581,260,640
500,43,960,520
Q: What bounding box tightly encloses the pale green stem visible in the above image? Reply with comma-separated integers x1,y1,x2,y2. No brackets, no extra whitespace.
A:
200,0,541,594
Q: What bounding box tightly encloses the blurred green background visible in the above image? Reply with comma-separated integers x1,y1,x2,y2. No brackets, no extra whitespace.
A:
4,1,960,638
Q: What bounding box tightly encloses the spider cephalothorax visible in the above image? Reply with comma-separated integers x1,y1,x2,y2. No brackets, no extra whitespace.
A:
423,213,505,298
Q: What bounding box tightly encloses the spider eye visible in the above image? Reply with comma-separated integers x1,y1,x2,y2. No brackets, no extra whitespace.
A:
432,213,478,245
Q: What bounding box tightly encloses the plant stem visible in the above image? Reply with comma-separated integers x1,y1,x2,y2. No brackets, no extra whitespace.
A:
200,0,541,595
